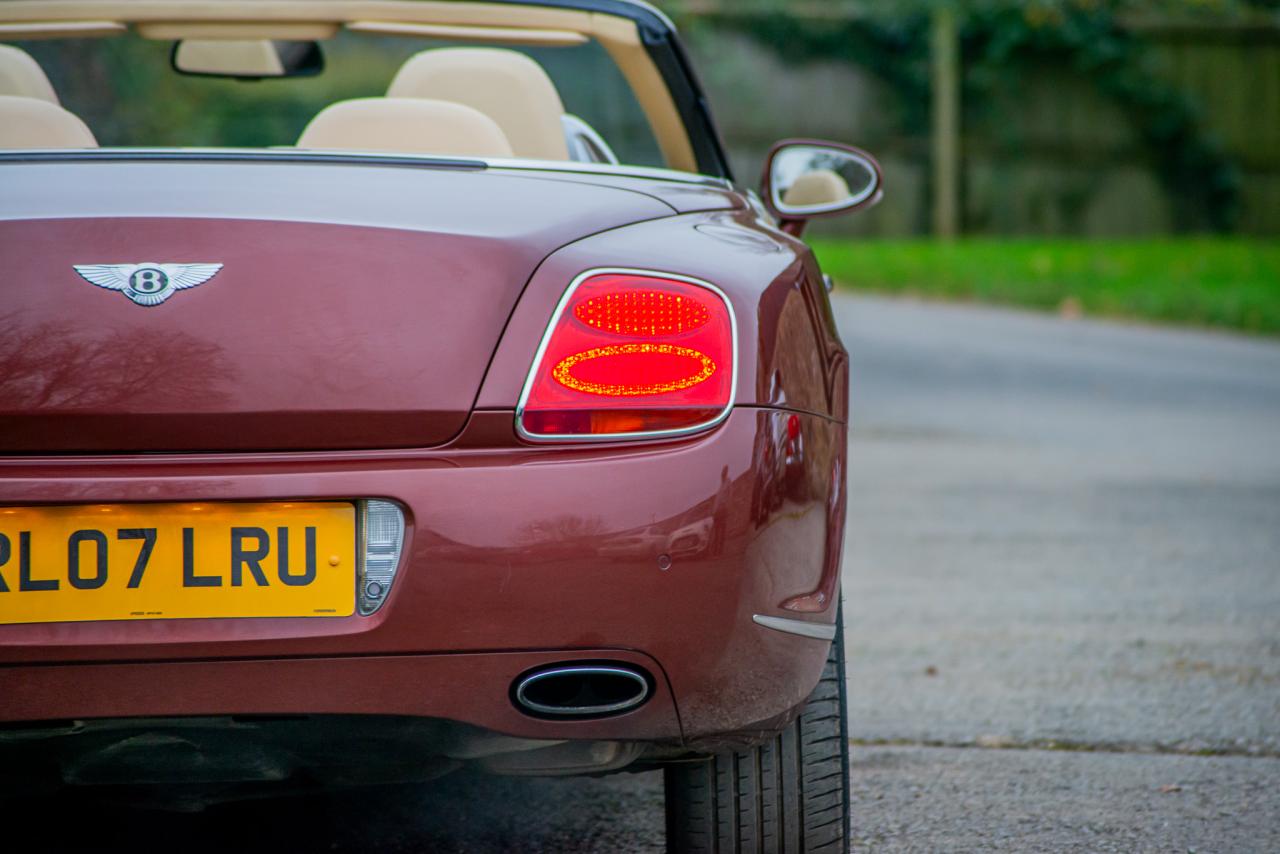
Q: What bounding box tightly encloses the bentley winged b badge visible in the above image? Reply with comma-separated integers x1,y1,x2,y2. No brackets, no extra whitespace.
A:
73,262,223,307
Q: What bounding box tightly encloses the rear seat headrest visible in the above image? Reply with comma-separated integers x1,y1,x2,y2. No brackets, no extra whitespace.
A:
296,97,513,158
0,95,97,148
387,48,569,161
0,45,59,103
782,170,852,208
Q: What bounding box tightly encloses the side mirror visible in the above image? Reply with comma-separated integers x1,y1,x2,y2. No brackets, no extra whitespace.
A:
762,140,883,236
171,40,324,80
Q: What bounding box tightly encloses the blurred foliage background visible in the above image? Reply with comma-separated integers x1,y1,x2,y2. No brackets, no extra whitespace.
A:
14,0,1280,333
664,0,1280,333
668,0,1280,236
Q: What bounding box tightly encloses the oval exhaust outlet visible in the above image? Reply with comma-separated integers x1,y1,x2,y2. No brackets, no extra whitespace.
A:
513,664,651,718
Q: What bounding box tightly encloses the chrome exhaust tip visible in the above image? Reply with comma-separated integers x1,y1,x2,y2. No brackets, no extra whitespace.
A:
513,664,651,718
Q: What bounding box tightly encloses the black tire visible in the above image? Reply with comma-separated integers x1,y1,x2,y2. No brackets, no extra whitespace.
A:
664,605,850,853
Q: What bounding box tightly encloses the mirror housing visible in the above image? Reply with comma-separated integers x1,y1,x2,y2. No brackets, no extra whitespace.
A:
171,39,324,79
762,140,883,236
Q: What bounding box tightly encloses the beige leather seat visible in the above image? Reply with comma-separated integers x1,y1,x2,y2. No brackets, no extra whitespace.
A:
387,48,569,161
0,45,59,103
296,97,513,157
782,170,852,208
0,95,97,148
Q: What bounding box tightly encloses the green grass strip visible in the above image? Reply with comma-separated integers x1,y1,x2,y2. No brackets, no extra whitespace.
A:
810,238,1280,335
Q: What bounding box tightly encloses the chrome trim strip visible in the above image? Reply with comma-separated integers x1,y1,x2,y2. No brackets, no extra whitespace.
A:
514,266,740,444
0,148,485,170
561,114,621,166
752,614,838,641
514,666,650,717
0,149,730,188
485,156,730,188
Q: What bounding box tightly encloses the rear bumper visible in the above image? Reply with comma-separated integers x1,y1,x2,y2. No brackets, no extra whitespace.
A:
0,650,683,743
0,409,845,745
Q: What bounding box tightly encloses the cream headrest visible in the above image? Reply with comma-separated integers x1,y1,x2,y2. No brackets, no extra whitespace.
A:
0,95,96,148
388,48,568,161
0,45,59,103
297,97,514,158
782,170,852,208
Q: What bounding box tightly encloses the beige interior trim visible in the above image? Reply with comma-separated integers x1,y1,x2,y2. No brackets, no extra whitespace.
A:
174,40,285,76
0,45,60,103
136,22,340,40
782,170,851,207
0,95,98,148
0,21,126,39
348,21,587,47
0,2,593,30
590,13,696,173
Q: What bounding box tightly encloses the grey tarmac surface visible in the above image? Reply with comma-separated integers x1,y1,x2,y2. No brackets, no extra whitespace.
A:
834,294,1280,757
846,745,1279,852
19,294,1280,852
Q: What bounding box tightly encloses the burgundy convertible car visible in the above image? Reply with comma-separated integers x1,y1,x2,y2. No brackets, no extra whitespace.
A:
0,1,880,850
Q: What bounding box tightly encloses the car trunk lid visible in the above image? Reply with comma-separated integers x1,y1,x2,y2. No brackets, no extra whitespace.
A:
0,160,674,453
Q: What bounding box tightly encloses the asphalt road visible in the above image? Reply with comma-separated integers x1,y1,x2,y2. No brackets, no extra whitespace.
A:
833,294,1280,851
839,293,1280,755
22,294,1280,852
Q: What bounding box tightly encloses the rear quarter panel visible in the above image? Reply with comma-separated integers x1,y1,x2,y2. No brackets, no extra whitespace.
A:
477,206,849,423
476,204,852,738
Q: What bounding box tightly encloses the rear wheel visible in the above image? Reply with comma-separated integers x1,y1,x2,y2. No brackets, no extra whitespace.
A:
664,606,850,853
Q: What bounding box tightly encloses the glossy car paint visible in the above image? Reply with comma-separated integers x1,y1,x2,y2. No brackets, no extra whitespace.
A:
0,162,678,452
0,159,848,751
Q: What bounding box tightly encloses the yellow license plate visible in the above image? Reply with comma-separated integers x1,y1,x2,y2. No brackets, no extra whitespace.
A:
0,502,356,625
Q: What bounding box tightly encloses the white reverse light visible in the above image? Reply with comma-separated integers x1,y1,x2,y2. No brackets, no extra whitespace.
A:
359,499,405,616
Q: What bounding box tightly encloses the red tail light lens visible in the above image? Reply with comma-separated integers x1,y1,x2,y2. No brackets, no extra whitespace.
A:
518,270,737,440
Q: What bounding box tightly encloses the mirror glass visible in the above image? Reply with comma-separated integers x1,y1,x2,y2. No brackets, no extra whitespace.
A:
172,40,324,79
769,144,880,217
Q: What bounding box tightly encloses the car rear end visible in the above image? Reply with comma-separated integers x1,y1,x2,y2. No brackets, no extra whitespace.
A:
0,153,847,796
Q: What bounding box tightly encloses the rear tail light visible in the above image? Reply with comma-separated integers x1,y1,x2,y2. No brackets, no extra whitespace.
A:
517,269,737,440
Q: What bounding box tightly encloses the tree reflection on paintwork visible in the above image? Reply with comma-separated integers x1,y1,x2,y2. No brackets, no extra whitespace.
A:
0,316,237,449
